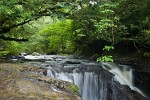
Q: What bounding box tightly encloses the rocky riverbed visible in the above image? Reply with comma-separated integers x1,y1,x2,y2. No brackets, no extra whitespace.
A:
0,63,80,100
22,55,147,100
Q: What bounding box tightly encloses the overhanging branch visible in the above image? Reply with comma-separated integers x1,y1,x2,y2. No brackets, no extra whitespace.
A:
0,18,39,34
0,3,74,34
0,36,28,41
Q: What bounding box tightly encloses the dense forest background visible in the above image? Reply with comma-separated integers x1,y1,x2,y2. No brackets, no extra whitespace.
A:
0,0,150,60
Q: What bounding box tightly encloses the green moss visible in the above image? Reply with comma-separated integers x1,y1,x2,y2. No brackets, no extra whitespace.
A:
65,84,79,95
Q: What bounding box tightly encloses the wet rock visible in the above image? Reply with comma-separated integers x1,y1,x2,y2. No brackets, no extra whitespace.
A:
89,53,99,61
32,52,40,56
20,52,27,56
111,82,147,100
133,70,150,98
65,60,81,64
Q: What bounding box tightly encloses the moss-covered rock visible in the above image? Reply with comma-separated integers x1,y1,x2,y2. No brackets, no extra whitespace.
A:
37,76,80,96
65,84,79,95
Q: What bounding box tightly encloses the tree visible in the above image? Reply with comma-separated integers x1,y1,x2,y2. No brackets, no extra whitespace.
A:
95,0,127,44
71,0,150,55
39,19,74,54
71,0,126,54
0,0,78,41
71,1,102,53
115,0,150,53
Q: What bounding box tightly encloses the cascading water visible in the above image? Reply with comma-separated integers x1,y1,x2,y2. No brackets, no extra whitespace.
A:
24,55,146,100
47,69,109,100
101,62,145,97
47,63,145,99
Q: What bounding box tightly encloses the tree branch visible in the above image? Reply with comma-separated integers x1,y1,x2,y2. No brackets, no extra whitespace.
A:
0,5,64,34
0,36,28,41
0,17,39,34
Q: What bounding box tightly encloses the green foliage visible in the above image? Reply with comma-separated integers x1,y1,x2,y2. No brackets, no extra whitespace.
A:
0,0,150,56
0,51,9,56
0,18,75,55
117,0,150,45
97,45,114,62
0,17,55,55
25,33,46,53
71,0,127,54
5,41,27,55
72,0,150,55
143,52,150,57
102,45,114,51
97,55,113,62
71,2,101,53
0,0,78,41
95,1,127,44
40,19,74,54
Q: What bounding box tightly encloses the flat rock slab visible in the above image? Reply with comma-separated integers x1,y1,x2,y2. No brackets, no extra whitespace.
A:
0,63,80,100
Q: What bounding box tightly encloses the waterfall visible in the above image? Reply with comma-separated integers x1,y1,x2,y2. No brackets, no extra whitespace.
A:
102,62,145,97
24,55,146,99
47,69,109,100
47,62,146,100
102,62,133,86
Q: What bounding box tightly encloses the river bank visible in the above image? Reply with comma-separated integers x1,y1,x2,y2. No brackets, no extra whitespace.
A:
0,63,80,100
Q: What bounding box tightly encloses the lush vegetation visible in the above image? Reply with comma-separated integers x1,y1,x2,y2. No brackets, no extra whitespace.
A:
0,0,150,59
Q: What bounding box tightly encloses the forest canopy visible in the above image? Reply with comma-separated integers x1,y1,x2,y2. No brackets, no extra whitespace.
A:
0,0,77,40
0,0,150,57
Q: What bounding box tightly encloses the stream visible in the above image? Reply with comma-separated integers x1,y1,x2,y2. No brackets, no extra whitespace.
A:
23,55,148,100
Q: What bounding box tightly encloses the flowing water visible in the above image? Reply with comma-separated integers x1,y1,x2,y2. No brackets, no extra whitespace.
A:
47,70,108,100
24,55,146,100
102,62,145,96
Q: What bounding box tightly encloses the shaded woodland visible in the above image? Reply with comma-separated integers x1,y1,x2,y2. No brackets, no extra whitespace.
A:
0,0,150,62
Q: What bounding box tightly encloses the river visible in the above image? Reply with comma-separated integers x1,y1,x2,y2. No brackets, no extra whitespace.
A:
23,55,147,100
